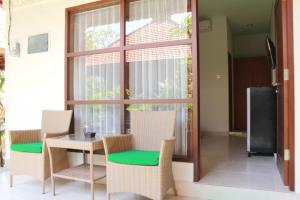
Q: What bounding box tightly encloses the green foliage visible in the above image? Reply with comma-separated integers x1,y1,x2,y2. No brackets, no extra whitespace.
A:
87,76,120,101
84,15,194,124
83,75,120,127
86,26,119,49
169,14,192,39
126,14,194,120
83,26,120,126
126,104,151,111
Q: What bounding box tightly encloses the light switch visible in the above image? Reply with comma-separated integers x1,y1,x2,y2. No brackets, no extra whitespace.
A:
10,41,20,57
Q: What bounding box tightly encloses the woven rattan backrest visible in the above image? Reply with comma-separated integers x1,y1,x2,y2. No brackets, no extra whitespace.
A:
41,110,72,134
130,111,176,151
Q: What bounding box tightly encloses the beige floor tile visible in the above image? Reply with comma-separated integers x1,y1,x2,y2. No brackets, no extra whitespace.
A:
200,134,290,192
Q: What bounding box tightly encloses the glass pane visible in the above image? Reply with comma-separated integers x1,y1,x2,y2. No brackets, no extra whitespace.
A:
125,104,192,156
73,1,120,52
126,45,192,99
70,52,120,100
126,0,192,45
73,104,120,136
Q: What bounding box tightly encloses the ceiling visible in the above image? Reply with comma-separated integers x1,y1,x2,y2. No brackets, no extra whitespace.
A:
199,0,276,36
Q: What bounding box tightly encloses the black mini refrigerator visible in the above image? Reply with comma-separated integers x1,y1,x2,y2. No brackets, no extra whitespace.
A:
247,87,276,156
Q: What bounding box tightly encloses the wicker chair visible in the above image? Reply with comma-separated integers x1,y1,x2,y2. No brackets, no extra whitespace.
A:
9,110,72,193
103,111,177,200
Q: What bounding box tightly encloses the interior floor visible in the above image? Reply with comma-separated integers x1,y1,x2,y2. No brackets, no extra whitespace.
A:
199,134,290,192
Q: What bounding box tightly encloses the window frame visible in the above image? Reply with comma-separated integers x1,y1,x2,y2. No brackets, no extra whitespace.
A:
65,0,200,180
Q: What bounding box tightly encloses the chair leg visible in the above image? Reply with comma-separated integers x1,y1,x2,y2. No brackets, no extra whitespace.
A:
42,180,45,194
51,176,55,196
9,174,13,187
91,183,94,200
173,185,178,196
155,196,163,200
107,193,110,200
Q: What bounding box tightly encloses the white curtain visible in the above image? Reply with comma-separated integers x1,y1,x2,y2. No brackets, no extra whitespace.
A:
73,53,120,101
73,52,120,136
127,46,191,155
128,46,190,99
74,4,120,51
129,0,188,20
74,104,120,136
126,0,190,44
73,3,120,136
126,0,191,156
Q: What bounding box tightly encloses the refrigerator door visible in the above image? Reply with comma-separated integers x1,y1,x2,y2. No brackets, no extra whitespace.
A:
247,87,276,154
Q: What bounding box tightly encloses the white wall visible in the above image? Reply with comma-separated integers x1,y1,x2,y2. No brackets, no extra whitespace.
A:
4,0,194,183
233,33,267,58
293,0,300,193
269,2,276,44
200,16,230,133
4,0,95,156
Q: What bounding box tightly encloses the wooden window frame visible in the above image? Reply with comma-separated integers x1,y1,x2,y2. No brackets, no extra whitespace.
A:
65,0,200,181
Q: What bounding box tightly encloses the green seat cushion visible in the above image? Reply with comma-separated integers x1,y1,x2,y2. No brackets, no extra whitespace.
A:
11,142,43,153
108,150,160,166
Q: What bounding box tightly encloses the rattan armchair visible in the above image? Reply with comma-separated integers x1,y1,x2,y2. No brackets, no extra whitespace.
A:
9,110,72,193
103,111,177,200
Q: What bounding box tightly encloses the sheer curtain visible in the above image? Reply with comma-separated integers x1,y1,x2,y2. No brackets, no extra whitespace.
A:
74,3,120,51
73,54,121,136
74,104,120,136
127,46,191,156
126,0,191,44
127,46,190,99
72,3,120,136
126,0,192,156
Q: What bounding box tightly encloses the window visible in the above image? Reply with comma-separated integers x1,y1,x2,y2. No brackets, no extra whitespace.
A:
66,0,198,160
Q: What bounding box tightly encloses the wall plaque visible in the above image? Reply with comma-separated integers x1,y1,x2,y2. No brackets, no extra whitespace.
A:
28,33,48,54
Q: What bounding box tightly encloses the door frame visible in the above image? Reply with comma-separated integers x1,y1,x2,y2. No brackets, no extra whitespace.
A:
228,53,234,131
274,0,294,190
197,0,295,190
285,0,295,191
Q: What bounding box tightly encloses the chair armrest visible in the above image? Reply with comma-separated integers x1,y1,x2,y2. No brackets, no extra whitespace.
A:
103,134,133,155
159,137,176,169
9,129,41,145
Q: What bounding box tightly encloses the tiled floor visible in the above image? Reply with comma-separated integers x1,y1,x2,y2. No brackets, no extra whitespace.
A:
0,167,200,200
1,150,298,200
199,134,290,192
0,134,294,199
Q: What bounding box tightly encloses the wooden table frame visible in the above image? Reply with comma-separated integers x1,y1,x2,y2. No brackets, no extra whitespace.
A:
46,134,106,200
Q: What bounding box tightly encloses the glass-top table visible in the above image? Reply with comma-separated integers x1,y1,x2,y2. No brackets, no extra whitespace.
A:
55,134,104,142
46,134,106,200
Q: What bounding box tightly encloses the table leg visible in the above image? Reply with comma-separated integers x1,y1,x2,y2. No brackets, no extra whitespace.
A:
83,150,87,165
47,146,56,196
90,147,94,200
